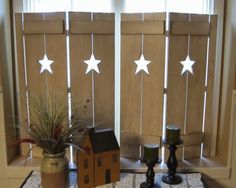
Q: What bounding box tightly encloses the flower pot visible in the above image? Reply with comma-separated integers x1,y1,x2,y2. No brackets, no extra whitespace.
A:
41,151,68,188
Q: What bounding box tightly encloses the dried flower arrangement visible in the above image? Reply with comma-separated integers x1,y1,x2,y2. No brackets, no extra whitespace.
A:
9,93,92,155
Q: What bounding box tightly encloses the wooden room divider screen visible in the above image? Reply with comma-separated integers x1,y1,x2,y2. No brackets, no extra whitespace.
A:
14,12,217,162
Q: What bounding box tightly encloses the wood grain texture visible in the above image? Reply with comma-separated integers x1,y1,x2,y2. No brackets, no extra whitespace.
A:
184,145,201,159
121,13,165,136
0,68,2,92
166,35,186,135
142,35,165,136
121,34,141,134
24,20,64,34
15,13,30,156
121,13,144,135
70,21,114,34
24,13,67,98
182,132,203,146
186,34,207,134
69,12,114,130
171,22,210,35
121,13,166,21
94,34,114,129
121,13,165,159
70,34,93,117
167,13,213,160
122,21,165,35
203,15,217,157
16,13,67,156
120,131,161,146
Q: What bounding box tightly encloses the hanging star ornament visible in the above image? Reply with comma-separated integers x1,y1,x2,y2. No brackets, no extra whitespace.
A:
180,55,195,75
38,54,54,74
134,54,151,75
84,54,101,74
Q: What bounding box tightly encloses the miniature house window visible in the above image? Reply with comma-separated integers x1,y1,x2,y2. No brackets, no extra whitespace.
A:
84,159,88,169
97,157,102,167
84,175,89,184
112,154,117,163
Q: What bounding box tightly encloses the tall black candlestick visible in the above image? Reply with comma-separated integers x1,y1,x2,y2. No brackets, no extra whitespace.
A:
162,140,183,185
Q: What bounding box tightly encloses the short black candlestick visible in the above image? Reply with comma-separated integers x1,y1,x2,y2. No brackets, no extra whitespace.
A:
162,140,183,185
140,160,159,188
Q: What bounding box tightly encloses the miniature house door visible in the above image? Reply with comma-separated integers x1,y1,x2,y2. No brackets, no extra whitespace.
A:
105,169,111,184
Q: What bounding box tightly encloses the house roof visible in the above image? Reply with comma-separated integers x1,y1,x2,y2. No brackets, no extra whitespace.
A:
88,127,119,154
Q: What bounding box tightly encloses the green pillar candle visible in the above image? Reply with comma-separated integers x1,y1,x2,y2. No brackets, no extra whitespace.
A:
142,144,159,163
166,125,181,145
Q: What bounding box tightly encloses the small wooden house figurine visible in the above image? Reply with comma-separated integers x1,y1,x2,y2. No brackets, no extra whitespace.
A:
77,127,120,187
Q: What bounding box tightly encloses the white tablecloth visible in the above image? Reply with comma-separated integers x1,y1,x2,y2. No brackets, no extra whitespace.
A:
21,171,206,188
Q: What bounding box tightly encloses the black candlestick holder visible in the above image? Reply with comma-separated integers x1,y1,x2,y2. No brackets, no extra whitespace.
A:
162,139,183,185
140,160,159,188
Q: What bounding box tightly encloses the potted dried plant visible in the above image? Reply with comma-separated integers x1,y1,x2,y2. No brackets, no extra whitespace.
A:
10,94,91,188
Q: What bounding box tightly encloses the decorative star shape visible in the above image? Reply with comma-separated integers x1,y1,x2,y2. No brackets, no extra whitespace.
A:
38,54,54,74
180,55,195,75
134,54,151,75
84,54,101,74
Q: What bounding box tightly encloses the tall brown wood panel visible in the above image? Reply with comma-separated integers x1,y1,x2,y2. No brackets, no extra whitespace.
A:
121,13,165,159
166,13,217,159
15,13,67,156
69,12,114,130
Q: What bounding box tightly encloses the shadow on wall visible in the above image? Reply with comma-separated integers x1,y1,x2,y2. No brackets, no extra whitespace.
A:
0,16,18,163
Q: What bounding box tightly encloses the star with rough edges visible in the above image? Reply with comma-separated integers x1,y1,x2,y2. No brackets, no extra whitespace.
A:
38,54,54,74
84,54,101,74
180,55,195,75
134,54,151,75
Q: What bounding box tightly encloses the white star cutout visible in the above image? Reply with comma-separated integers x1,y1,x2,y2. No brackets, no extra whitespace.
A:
134,54,151,75
84,54,101,74
38,54,54,74
180,55,195,75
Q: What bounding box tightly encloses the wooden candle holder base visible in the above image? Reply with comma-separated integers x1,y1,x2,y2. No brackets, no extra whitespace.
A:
162,139,183,185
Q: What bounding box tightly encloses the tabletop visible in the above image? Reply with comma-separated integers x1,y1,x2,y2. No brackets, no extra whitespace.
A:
20,170,207,188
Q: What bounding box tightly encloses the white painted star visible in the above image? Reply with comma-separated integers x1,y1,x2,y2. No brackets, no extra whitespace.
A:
38,54,54,74
84,54,101,74
180,55,195,75
134,54,151,75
